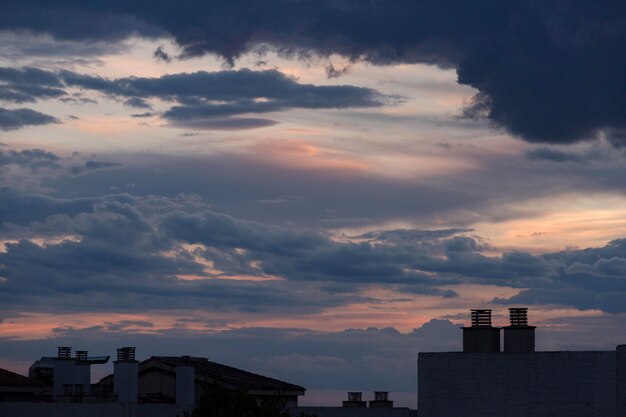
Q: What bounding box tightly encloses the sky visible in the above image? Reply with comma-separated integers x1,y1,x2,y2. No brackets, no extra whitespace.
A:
1,0,626,408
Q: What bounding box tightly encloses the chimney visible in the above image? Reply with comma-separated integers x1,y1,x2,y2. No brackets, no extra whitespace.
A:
114,347,138,405
462,309,501,352
176,357,195,409
343,392,366,408
58,346,72,359
503,308,536,353
53,346,74,398
369,391,393,408
74,350,91,395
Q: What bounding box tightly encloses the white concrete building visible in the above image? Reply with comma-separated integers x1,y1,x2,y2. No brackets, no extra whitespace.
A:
418,308,626,417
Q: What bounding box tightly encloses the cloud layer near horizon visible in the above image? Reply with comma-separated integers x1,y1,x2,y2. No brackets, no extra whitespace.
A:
1,1,625,143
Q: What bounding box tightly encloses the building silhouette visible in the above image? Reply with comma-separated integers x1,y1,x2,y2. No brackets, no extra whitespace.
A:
418,308,626,417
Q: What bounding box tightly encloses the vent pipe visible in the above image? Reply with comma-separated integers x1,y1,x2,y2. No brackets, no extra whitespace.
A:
462,309,501,352
503,308,536,353
343,392,366,408
114,347,138,405
369,391,393,408
58,346,72,359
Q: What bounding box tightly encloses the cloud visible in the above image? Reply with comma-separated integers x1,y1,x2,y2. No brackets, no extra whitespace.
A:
0,149,60,170
3,150,626,316
0,1,624,143
0,319,461,398
525,147,584,163
153,45,171,63
0,107,59,131
123,97,152,109
68,160,123,175
0,66,393,130
0,67,66,103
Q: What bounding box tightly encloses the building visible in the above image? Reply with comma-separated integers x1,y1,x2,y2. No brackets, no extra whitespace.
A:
418,308,626,417
95,354,306,407
0,367,46,402
293,391,417,417
29,346,111,402
1,346,305,417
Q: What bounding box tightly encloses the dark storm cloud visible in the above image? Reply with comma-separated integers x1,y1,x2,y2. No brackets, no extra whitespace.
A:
0,66,391,129
1,1,625,143
0,107,59,131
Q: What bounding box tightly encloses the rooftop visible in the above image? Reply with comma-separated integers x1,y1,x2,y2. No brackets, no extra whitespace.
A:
142,356,305,393
0,368,44,388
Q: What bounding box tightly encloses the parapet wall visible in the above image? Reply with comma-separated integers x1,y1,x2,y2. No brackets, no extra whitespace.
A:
418,351,616,417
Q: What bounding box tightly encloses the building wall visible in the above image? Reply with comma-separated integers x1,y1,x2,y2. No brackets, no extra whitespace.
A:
618,346,626,417
139,368,206,402
0,403,191,417
291,406,418,417
138,369,176,399
418,351,617,417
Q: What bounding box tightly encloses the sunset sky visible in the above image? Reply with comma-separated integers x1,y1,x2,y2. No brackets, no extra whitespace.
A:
1,0,626,407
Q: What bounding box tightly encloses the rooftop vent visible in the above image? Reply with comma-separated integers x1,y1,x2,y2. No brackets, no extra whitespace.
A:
470,309,493,327
348,392,362,402
343,391,366,408
463,309,501,352
58,346,72,359
369,391,393,408
504,307,535,352
374,392,389,401
509,308,528,327
75,351,88,361
116,347,136,361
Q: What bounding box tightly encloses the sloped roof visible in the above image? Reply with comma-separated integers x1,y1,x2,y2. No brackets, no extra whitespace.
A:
0,367,43,387
142,356,305,393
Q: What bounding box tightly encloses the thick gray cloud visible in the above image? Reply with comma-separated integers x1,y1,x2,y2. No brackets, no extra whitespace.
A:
0,148,60,169
68,160,123,175
0,67,66,103
2,181,626,315
0,1,624,143
3,149,626,318
525,147,585,164
0,107,58,131
0,67,393,129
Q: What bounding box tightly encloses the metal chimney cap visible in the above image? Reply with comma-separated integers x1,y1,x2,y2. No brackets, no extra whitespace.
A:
508,307,529,327
116,346,136,362
470,309,493,327
57,346,72,359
